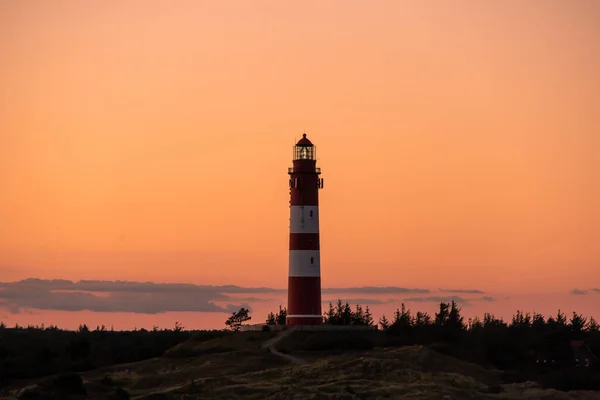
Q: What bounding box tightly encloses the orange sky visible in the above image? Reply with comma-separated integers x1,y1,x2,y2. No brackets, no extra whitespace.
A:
1,1,599,329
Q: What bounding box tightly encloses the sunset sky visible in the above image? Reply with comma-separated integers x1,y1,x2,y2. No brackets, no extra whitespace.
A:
1,1,598,330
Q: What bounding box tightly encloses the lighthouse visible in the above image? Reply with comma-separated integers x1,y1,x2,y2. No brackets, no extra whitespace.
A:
287,133,324,326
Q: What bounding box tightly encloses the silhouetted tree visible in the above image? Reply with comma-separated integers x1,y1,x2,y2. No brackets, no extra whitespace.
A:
379,315,390,330
364,306,374,327
435,302,450,326
447,301,466,330
532,312,546,333
323,300,354,325
570,312,587,338
225,308,251,331
483,313,507,329
338,301,353,325
323,302,336,324
353,304,365,325
276,306,287,325
265,305,287,325
468,316,483,330
322,300,375,326
266,312,276,325
511,310,532,328
391,303,412,328
414,311,432,327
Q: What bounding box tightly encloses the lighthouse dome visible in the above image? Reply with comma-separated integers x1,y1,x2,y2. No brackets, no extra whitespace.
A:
296,133,313,147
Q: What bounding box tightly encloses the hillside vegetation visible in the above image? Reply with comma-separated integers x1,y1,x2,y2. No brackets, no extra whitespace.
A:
1,301,599,398
4,331,600,400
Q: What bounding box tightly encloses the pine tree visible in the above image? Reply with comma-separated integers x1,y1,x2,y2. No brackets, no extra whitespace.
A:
324,302,336,324
364,306,374,327
532,312,545,332
391,303,412,328
341,302,354,325
435,302,450,326
379,315,390,330
511,310,532,328
555,309,567,326
570,312,588,336
353,304,365,325
276,305,287,325
334,299,345,325
266,312,276,325
468,316,483,330
414,311,432,326
587,316,599,332
482,313,507,329
447,300,465,330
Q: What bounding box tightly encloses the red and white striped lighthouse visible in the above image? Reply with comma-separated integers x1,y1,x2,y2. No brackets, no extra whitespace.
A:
287,133,324,326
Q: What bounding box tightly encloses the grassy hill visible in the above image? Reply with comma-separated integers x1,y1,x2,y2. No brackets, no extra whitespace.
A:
5,330,600,400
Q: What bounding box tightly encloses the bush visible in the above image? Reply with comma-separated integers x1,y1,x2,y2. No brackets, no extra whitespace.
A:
110,387,130,400
53,373,87,394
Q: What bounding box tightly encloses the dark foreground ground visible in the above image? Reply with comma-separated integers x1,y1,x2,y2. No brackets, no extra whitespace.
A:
1,329,599,399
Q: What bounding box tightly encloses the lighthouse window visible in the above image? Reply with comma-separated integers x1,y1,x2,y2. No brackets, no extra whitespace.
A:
310,257,314,264
309,210,313,218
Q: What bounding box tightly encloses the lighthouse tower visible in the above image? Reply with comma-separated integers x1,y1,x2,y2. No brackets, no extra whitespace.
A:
287,133,324,326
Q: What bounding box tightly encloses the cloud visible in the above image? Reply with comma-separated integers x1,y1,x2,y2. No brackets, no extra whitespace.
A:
570,288,600,295
322,298,396,305
439,288,484,294
0,278,281,296
0,279,267,315
571,289,589,295
402,296,495,306
403,296,470,304
0,279,473,315
322,287,429,294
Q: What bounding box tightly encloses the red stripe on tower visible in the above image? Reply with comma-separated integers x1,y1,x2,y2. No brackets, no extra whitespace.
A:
287,133,324,326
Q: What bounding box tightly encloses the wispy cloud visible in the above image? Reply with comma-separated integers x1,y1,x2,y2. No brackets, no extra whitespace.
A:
322,298,396,305
0,279,260,315
439,288,484,294
0,278,281,295
571,289,589,295
402,296,495,306
0,279,433,315
322,287,429,294
0,278,494,315
570,288,600,295
404,296,469,304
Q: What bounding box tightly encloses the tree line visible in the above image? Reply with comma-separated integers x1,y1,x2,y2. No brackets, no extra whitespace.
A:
0,321,221,385
261,299,599,339
257,300,600,390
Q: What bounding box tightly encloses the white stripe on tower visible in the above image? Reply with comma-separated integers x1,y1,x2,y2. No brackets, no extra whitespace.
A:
289,250,321,277
289,206,320,234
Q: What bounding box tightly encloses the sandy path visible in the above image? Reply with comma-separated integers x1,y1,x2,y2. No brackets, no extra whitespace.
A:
261,327,308,365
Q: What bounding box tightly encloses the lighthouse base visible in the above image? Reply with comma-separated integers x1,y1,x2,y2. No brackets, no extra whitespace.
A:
286,315,323,326
287,276,322,326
